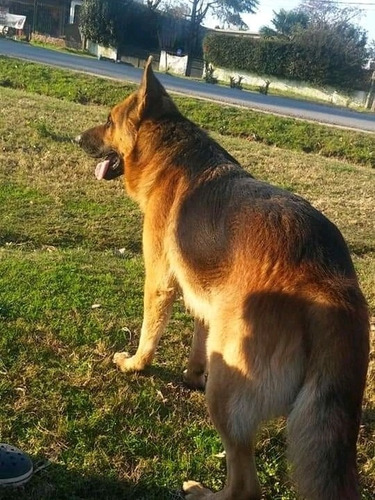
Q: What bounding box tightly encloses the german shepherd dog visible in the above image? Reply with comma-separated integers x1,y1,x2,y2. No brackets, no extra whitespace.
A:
76,58,369,500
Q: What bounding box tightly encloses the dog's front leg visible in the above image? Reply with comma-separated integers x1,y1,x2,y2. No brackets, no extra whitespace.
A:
113,267,176,372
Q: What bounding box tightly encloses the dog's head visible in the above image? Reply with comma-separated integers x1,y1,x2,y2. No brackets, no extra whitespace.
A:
75,57,178,181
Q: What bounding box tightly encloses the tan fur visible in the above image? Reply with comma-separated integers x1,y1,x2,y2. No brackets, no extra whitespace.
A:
77,58,370,500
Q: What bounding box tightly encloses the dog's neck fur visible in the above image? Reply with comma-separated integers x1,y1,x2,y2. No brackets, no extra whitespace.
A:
123,114,243,212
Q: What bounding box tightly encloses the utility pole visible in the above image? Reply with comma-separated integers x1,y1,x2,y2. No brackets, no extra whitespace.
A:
185,0,198,77
32,0,37,35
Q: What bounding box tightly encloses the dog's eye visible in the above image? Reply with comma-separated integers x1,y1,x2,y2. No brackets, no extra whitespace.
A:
106,115,113,128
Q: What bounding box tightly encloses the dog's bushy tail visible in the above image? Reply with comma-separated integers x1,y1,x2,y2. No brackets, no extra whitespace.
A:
287,294,369,500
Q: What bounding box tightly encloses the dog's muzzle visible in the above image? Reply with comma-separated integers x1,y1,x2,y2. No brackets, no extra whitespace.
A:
75,134,83,146
74,134,124,181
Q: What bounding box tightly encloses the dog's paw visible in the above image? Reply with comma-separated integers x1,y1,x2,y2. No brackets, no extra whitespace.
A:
183,481,212,499
113,352,144,372
183,369,206,390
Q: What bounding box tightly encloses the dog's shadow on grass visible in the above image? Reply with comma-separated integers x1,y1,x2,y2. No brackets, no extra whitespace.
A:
146,364,185,384
139,364,204,394
0,461,184,500
32,121,73,144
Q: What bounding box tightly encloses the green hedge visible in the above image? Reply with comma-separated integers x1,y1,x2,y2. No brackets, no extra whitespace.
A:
203,33,368,90
203,34,292,79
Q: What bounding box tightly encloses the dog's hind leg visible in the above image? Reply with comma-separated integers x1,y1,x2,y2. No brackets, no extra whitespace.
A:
286,304,369,500
184,351,262,500
183,319,208,390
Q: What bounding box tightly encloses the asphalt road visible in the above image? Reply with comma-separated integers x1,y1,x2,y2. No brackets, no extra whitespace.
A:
1,37,375,133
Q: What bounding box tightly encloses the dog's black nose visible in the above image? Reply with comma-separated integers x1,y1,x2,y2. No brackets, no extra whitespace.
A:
75,134,82,145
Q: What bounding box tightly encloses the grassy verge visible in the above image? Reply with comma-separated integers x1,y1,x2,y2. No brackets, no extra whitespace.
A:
30,40,95,59
0,82,374,500
0,55,374,168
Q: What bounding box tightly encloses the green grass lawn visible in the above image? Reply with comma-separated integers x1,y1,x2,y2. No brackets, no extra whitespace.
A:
0,67,374,500
1,56,374,168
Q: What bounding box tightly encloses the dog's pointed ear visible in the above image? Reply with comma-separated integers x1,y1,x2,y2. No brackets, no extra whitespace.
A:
137,56,172,118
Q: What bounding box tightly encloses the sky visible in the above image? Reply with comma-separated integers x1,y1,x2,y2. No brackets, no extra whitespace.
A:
204,0,375,43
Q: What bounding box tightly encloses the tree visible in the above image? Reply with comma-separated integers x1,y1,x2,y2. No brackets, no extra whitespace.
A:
80,0,160,50
291,23,368,88
295,0,368,88
258,1,369,89
259,9,309,40
157,2,190,52
80,0,126,47
123,2,160,50
146,0,163,10
368,40,375,61
185,0,259,75
299,0,361,26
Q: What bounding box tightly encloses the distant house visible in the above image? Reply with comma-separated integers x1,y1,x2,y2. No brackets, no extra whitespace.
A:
1,0,76,37
206,27,260,39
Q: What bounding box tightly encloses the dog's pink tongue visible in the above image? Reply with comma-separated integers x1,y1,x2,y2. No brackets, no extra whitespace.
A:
95,159,110,180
